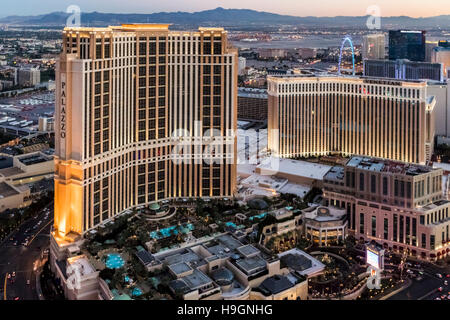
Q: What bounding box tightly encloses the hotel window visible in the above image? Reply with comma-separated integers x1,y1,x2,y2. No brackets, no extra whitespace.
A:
405,217,410,245
393,214,398,242
406,182,411,199
359,173,365,191
399,216,404,244
382,177,388,195
412,218,417,246
360,213,364,234
371,175,376,193
421,234,426,249
371,216,376,237
430,235,435,250
384,218,388,240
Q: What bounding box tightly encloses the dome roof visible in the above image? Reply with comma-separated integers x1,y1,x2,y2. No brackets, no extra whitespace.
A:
149,203,161,211
248,199,268,210
211,268,234,286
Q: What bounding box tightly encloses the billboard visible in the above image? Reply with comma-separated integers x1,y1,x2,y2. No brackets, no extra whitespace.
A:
366,247,380,270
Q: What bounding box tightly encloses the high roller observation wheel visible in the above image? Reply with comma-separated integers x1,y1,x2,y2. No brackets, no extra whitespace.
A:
338,36,356,76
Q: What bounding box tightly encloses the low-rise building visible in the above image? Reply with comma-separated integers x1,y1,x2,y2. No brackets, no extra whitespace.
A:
0,181,31,212
259,207,302,246
302,206,348,246
0,151,54,185
323,156,450,261
250,273,308,300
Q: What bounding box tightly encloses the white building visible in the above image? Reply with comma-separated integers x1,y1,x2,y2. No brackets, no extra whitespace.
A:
302,206,348,246
17,67,40,87
238,57,247,75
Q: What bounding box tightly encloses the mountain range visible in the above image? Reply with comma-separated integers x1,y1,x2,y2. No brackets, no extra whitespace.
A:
0,7,449,29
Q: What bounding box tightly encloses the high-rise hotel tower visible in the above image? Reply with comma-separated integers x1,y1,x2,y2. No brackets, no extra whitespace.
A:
54,24,237,240
268,76,436,165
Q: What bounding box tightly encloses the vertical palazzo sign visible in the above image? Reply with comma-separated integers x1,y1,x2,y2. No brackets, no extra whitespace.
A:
60,73,67,157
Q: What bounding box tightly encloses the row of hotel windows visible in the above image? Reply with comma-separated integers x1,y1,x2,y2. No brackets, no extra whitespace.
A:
277,93,422,162
420,208,449,225
360,213,449,249
276,82,421,99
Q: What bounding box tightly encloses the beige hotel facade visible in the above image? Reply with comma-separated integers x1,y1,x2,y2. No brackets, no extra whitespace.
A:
54,24,238,240
268,76,436,165
323,157,450,261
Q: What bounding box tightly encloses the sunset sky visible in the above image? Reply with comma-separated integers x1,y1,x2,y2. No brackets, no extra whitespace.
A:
1,0,449,18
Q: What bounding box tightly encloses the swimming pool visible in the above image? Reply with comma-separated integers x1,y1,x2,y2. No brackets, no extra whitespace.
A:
105,253,125,269
249,213,267,221
150,223,195,240
131,287,143,297
225,222,245,230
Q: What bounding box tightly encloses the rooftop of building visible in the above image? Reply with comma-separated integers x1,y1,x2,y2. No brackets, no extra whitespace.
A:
236,244,260,258
302,205,347,223
169,262,193,276
268,75,428,87
346,156,436,176
235,255,267,275
0,182,19,197
257,157,332,181
269,207,295,220
0,155,13,169
238,87,268,99
0,167,24,178
169,269,213,294
63,24,225,35
278,248,325,277
17,152,52,166
67,255,96,276
258,275,295,295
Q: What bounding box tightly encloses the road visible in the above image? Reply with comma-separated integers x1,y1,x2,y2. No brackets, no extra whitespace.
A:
0,203,53,300
388,261,450,300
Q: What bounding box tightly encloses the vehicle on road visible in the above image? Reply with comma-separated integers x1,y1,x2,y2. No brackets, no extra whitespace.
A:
438,287,443,292
436,273,443,279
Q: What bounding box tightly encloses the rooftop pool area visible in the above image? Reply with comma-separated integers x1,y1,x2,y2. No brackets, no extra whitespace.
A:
131,287,143,297
225,222,245,230
150,223,194,240
249,212,267,221
105,253,125,269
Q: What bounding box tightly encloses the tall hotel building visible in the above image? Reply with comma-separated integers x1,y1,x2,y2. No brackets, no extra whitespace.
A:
54,24,237,240
267,76,436,165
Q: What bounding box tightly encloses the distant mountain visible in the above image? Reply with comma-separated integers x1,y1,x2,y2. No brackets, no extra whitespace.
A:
0,7,449,29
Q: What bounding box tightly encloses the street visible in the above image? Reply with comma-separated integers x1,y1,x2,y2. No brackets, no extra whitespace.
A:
388,261,450,300
0,203,53,300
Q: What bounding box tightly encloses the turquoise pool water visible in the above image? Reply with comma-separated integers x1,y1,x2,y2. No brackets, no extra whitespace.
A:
225,222,245,230
105,253,125,269
226,221,237,228
150,223,195,240
249,212,267,221
131,287,143,297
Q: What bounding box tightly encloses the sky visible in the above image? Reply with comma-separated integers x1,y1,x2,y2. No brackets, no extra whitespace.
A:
0,0,449,18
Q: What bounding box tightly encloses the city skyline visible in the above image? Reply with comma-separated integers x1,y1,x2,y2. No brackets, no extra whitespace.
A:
1,0,450,18
0,0,449,304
